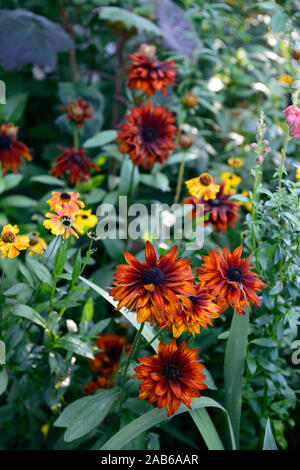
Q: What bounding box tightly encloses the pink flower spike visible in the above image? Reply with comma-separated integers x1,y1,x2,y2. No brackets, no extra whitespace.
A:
256,156,264,165
283,105,300,127
264,147,272,154
291,119,300,139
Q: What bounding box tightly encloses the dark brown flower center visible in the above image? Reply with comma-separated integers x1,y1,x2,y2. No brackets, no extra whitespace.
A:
0,134,13,150
209,198,220,207
60,192,71,200
2,231,16,243
29,238,38,246
199,174,212,186
227,267,242,283
107,348,120,360
71,153,82,163
142,126,158,143
142,267,165,286
163,364,179,380
81,215,88,219
61,216,71,227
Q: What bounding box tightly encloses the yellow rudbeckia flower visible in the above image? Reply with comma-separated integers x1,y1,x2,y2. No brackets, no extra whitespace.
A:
186,173,219,200
0,224,30,258
279,74,293,85
28,233,48,256
296,168,300,182
75,210,98,230
228,157,243,168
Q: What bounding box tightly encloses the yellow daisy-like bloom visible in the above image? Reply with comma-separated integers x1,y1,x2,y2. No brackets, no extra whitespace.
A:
0,224,30,258
279,74,293,85
221,171,241,188
43,207,84,239
186,173,219,200
296,168,300,182
46,191,84,215
75,209,98,230
28,232,48,256
228,157,243,168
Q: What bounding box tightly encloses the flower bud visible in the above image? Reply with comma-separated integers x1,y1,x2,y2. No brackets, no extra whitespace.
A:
182,92,198,108
138,43,156,58
256,156,264,165
262,140,269,146
263,147,271,154
180,134,195,149
250,143,258,149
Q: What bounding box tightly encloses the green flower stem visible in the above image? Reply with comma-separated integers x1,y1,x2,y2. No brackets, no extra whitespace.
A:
118,322,144,419
251,164,262,273
278,125,290,190
80,239,94,275
74,126,79,150
0,255,8,338
174,150,187,204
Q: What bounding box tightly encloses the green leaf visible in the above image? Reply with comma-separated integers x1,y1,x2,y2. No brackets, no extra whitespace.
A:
119,158,139,195
230,194,249,203
72,249,82,285
270,12,288,33
54,241,68,276
81,297,94,323
224,309,249,448
88,318,111,337
190,408,224,450
101,397,236,450
0,341,5,365
1,195,37,208
263,419,278,450
251,338,277,348
83,130,117,148
3,173,23,190
56,335,94,359
27,258,53,286
12,304,47,328
30,175,65,186
0,368,8,396
54,388,120,442
97,7,163,36
0,92,28,122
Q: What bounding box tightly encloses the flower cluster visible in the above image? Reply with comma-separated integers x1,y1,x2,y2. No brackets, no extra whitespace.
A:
117,48,178,170
111,241,264,415
43,191,97,239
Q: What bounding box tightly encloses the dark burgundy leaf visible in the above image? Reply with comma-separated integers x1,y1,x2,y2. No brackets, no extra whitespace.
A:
0,9,74,70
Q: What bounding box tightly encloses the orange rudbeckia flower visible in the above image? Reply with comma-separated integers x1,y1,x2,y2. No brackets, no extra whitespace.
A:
186,173,219,200
88,334,130,376
163,283,220,337
46,191,84,214
134,339,207,417
43,207,83,239
110,241,195,326
126,53,177,97
0,123,32,174
117,102,177,170
0,224,30,258
196,246,265,315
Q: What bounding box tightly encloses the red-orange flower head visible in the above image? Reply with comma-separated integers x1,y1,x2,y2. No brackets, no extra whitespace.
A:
50,146,100,185
88,334,130,376
62,97,93,128
83,377,109,395
127,54,177,98
163,283,220,337
202,182,240,232
117,102,177,170
196,246,265,316
134,339,207,417
0,123,32,174
110,241,195,326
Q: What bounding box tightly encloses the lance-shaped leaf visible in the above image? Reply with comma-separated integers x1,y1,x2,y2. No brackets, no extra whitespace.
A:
0,9,73,70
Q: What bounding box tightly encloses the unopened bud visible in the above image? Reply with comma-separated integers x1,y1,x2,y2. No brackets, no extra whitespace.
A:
251,143,258,149
138,43,156,58
256,156,264,165
180,134,195,149
262,140,269,146
182,92,198,108
263,147,272,154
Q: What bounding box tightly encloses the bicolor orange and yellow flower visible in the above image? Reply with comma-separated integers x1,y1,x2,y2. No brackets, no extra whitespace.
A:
0,224,30,258
43,207,84,239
